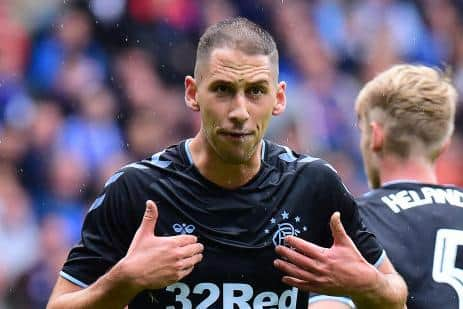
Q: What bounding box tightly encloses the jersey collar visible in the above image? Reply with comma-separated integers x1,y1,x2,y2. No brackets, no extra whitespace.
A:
183,139,267,166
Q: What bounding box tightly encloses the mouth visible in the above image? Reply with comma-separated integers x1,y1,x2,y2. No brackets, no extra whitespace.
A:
219,130,254,140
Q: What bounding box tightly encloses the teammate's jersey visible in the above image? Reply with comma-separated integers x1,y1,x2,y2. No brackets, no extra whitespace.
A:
358,181,463,309
61,140,384,308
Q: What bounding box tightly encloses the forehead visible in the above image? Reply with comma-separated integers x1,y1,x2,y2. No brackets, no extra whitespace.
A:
202,47,275,83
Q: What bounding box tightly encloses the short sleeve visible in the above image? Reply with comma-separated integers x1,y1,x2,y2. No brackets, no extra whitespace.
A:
60,169,139,287
306,163,385,307
316,162,385,266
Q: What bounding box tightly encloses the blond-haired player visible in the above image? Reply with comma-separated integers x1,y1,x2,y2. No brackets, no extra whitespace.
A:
311,64,462,308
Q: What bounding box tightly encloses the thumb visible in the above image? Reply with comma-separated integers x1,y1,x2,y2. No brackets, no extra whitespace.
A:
138,200,159,236
330,212,349,245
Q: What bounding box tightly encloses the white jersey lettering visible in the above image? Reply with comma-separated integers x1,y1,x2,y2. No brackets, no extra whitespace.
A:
382,187,463,213
165,282,298,308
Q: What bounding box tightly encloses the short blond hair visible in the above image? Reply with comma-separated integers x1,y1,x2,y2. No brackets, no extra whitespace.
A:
355,64,458,161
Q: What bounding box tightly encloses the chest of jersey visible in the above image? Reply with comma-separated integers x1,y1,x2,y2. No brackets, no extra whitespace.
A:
128,170,329,308
63,142,377,308
143,247,301,308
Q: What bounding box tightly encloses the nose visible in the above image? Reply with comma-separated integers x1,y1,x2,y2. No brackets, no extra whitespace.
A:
228,93,250,124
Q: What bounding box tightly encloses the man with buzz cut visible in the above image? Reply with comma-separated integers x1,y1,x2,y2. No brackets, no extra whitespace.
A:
47,17,407,308
308,64,462,309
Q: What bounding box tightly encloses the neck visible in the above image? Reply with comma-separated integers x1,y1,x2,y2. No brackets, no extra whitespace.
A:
379,155,437,186
188,134,262,189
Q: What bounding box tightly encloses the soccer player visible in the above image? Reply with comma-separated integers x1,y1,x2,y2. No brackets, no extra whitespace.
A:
357,65,462,309
305,64,462,308
47,18,407,308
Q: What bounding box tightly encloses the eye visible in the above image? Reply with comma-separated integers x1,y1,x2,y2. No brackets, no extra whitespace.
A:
213,84,232,96
247,86,266,97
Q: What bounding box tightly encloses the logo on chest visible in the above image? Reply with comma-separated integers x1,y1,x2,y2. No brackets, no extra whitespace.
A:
265,210,308,246
172,223,196,234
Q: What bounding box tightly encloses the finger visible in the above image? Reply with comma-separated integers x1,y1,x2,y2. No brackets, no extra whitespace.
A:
281,276,314,292
274,258,320,282
279,236,325,260
179,253,203,270
177,243,204,258
330,212,349,245
160,267,196,288
168,234,199,247
177,266,195,280
130,201,159,248
275,246,323,274
282,276,342,296
138,200,159,236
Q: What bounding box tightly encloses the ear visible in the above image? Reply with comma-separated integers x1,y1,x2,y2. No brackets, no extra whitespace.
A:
369,121,384,152
185,76,200,112
272,81,287,116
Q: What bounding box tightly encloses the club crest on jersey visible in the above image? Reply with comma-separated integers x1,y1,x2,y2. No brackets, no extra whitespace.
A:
266,210,308,246
172,223,195,234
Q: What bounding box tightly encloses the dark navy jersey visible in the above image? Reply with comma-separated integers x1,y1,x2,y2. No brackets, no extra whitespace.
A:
358,181,463,309
61,140,383,308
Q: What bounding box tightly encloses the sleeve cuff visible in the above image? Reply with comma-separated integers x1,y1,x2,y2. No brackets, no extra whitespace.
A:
59,271,89,288
309,295,355,308
374,250,387,268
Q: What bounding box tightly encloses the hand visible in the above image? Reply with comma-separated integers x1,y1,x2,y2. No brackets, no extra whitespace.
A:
120,200,204,291
274,212,378,298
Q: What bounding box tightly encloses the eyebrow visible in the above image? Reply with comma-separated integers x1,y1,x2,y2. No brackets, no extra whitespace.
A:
208,80,235,89
208,79,270,87
246,79,270,86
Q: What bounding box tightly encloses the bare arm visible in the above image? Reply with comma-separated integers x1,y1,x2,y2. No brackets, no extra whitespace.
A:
47,201,204,309
308,259,408,309
274,212,407,309
350,257,407,309
47,268,138,309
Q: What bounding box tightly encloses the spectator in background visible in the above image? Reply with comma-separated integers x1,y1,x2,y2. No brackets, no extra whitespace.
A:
6,214,74,308
0,2,29,79
0,1,33,131
21,100,64,202
113,48,195,154
419,0,461,65
267,0,364,191
201,0,238,27
126,111,175,160
127,0,201,84
37,152,88,243
6,0,63,31
347,0,432,65
113,48,176,112
0,165,40,303
28,7,106,103
0,126,29,166
55,85,124,172
358,24,401,83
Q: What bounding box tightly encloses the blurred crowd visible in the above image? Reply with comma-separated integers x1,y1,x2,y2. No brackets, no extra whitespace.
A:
0,0,462,307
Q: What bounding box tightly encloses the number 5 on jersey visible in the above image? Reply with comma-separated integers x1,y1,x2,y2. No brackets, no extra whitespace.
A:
433,228,463,309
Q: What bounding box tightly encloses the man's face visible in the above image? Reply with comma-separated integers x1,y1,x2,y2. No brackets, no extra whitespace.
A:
358,115,380,188
192,48,285,164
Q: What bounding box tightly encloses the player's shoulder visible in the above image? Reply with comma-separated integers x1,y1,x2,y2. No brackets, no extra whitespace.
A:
357,188,387,207
356,181,414,211
264,140,335,173
105,141,190,187
264,140,346,192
